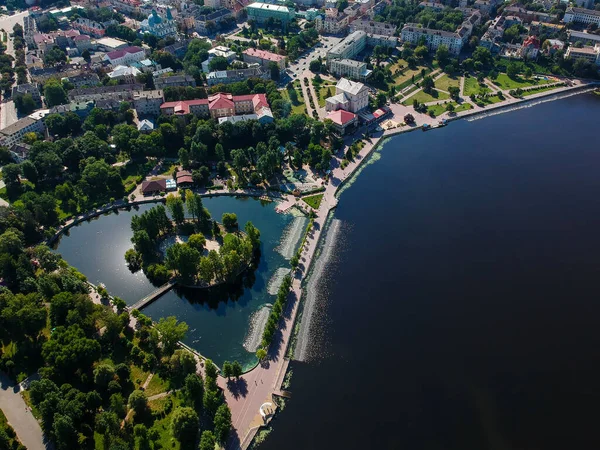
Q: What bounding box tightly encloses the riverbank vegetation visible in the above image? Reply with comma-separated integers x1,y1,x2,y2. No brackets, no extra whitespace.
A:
126,194,261,287
0,196,232,449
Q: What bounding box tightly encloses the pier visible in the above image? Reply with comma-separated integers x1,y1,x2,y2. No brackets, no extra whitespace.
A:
129,279,177,311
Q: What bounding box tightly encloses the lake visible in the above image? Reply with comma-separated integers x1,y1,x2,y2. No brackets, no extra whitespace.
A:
54,195,306,369
263,93,600,450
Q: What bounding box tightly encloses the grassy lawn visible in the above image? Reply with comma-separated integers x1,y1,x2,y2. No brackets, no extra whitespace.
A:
144,373,169,397
491,73,550,90
463,76,490,96
521,84,564,97
454,102,473,113
434,74,460,92
427,101,473,117
159,163,177,176
302,193,323,209
316,85,335,108
403,88,449,105
281,88,306,115
474,94,504,106
390,59,430,88
130,364,150,389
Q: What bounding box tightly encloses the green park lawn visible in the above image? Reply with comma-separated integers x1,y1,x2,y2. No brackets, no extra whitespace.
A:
144,373,170,397
491,73,550,90
302,193,323,209
281,88,306,115
403,88,449,105
390,59,429,88
463,76,490,96
427,101,473,117
434,74,460,92
454,102,473,112
317,85,335,107
521,83,563,97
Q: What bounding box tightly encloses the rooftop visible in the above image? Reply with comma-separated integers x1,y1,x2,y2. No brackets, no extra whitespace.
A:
567,7,600,16
337,78,367,96
243,48,285,62
326,109,356,125
246,2,293,13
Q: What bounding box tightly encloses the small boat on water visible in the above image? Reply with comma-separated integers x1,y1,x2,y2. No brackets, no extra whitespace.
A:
422,123,431,131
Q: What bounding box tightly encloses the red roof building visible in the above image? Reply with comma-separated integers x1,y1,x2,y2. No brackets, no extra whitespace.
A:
141,179,167,195
326,110,357,134
160,93,270,120
242,48,286,69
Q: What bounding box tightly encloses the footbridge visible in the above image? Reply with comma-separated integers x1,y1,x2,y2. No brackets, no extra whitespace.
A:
129,279,177,311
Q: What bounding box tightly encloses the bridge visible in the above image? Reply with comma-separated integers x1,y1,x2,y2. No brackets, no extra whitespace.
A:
129,279,177,312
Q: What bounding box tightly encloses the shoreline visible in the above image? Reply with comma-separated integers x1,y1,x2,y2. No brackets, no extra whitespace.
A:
232,82,600,450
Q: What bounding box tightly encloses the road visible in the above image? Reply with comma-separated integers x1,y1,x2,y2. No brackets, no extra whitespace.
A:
0,11,28,131
0,372,50,450
285,35,343,81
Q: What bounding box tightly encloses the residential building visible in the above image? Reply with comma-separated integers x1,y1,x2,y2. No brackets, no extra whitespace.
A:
68,84,144,102
23,15,37,48
343,3,362,20
565,44,600,65
133,90,165,115
140,9,178,38
568,30,600,46
65,73,100,88
12,83,42,103
0,114,47,148
520,35,540,59
154,75,197,89
142,179,167,195
108,65,142,83
202,46,237,72
401,23,463,55
349,19,397,36
206,67,269,86
242,48,286,69
544,39,565,55
563,7,600,27
575,0,594,9
49,100,95,117
108,0,142,14
104,46,146,66
367,34,398,48
72,17,106,37
325,78,369,113
327,30,367,62
138,119,155,132
246,2,296,29
195,8,234,34
325,109,357,134
72,34,93,52
95,37,129,52
163,39,190,57
160,92,271,120
419,1,445,10
315,9,350,34
328,58,371,80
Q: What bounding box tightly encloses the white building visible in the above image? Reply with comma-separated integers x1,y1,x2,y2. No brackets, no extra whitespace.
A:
108,65,142,83
329,58,371,81
133,90,165,115
401,23,464,55
104,46,146,66
563,7,600,26
349,19,397,36
565,44,600,65
327,30,367,61
0,112,48,148
325,78,369,113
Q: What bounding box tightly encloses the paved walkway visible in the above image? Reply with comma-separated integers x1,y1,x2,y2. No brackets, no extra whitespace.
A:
0,373,50,450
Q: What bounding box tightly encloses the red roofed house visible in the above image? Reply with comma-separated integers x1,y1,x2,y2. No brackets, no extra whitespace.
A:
104,46,146,66
520,35,540,59
326,109,357,135
160,93,270,120
141,179,167,195
242,48,286,70
176,170,194,186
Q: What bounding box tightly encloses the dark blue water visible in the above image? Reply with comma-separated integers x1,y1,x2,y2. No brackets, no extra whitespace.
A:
53,196,297,368
264,93,600,450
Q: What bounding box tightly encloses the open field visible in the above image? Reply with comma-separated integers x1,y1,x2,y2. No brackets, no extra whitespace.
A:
491,73,551,90
434,74,460,91
403,89,449,105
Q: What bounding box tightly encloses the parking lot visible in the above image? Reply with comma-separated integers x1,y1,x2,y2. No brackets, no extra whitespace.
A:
285,35,344,79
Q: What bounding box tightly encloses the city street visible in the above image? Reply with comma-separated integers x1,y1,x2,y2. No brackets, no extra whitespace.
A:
285,35,343,80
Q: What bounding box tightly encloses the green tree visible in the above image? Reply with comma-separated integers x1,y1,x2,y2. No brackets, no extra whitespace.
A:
421,75,434,93
187,233,206,252
231,360,243,378
165,243,201,284
170,407,199,446
221,213,238,229
213,404,232,443
222,361,233,379
435,44,449,66
44,79,68,107
414,45,428,59
256,348,267,361
199,430,216,450
155,316,189,355
507,62,519,79
448,86,460,100
14,93,37,115
128,390,148,416
166,194,185,225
